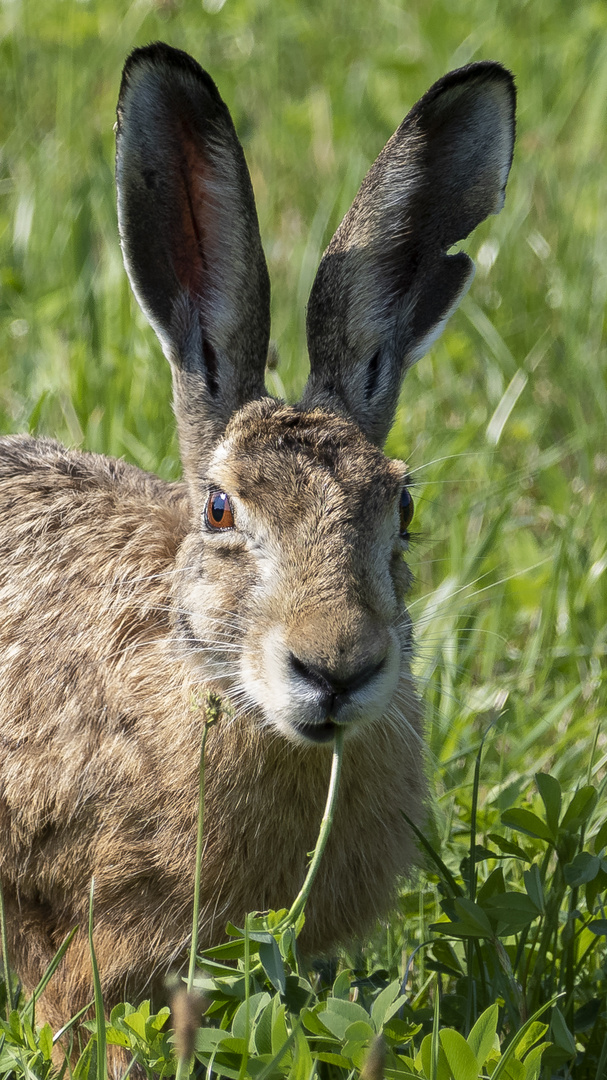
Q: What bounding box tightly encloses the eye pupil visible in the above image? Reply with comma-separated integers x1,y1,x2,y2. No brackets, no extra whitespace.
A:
399,487,414,535
211,493,228,522
205,491,234,530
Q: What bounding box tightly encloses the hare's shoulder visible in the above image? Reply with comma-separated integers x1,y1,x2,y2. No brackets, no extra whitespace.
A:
0,433,189,537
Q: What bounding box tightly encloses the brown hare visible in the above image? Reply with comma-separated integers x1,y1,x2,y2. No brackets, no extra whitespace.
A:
0,43,515,1029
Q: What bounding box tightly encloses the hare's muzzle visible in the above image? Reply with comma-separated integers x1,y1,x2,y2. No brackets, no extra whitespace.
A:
253,621,401,745
287,650,388,742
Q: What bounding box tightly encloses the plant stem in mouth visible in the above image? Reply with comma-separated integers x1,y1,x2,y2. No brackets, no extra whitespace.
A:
278,725,345,931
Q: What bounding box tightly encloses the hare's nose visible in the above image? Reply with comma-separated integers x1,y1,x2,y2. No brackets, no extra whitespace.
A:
288,651,386,706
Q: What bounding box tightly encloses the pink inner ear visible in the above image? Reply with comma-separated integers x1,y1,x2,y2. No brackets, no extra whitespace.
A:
171,119,217,303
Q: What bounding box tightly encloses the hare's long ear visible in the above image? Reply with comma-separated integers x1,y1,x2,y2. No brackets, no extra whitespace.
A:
302,62,516,446
116,43,270,476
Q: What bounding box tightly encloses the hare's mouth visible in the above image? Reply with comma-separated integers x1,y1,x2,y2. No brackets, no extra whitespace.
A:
291,717,337,744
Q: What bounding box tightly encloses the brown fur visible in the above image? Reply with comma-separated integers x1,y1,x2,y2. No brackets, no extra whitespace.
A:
0,44,515,1047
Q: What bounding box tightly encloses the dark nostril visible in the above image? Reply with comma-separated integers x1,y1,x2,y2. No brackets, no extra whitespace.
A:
288,651,386,698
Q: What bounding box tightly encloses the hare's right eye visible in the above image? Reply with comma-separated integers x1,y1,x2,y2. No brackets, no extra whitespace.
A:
399,487,414,536
204,491,234,531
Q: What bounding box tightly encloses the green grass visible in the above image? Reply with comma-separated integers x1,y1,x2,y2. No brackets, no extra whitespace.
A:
0,0,606,1077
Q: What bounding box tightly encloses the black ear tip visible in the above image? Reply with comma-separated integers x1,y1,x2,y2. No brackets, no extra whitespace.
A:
415,59,517,124
118,41,220,112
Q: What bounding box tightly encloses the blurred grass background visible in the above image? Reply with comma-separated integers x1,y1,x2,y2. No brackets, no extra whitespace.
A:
0,0,605,823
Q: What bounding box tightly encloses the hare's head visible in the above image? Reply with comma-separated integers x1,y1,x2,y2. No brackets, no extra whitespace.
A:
116,45,515,744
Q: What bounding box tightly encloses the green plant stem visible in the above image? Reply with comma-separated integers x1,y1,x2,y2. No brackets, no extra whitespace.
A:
278,726,344,931
88,878,107,1080
0,874,13,1018
186,718,214,995
238,914,251,1080
175,716,215,1080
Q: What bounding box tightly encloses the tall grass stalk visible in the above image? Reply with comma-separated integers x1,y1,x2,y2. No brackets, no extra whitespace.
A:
0,877,13,1019
88,879,107,1080
186,717,216,996
278,726,344,931
175,715,216,1080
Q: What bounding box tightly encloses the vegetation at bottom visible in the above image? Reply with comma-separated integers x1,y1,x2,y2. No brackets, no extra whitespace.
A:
0,0,606,1078
1,756,606,1078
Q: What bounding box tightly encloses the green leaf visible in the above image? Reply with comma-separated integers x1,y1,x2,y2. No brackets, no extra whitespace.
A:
586,866,607,911
102,1026,130,1049
501,809,552,842
38,1023,53,1061
467,1002,499,1066
560,786,598,831
593,819,607,854
331,970,351,999
563,852,601,886
587,919,607,936
419,1033,451,1080
123,1012,147,1041
287,1027,313,1080
218,1036,248,1054
482,891,541,934
146,1006,171,1035
318,998,371,1040
254,999,274,1056
523,864,545,913
232,993,271,1041
535,774,561,837
270,1003,290,1061
451,897,494,937
282,976,312,1014
550,1007,576,1057
383,1018,420,1045
487,833,531,861
439,1028,479,1080
515,1021,548,1058
477,866,505,903
521,1042,551,1080
300,1009,328,1037
201,939,259,962
259,940,287,995
382,996,409,1030
371,979,401,1032
490,994,562,1080
73,1039,95,1080
344,1020,375,1042
314,1052,352,1068
195,1028,231,1053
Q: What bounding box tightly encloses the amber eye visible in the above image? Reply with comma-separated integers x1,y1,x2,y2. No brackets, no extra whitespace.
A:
399,487,414,536
204,491,234,531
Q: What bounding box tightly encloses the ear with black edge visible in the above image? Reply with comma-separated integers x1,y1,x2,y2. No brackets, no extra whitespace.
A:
116,42,271,478
301,61,516,446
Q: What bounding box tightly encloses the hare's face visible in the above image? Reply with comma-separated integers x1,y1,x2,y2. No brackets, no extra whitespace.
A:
118,46,514,740
173,400,415,744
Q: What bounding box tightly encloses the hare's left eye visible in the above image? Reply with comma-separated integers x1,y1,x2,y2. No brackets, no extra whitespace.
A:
399,487,414,536
204,491,234,530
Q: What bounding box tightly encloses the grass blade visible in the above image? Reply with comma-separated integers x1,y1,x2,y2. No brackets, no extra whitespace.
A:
22,927,78,1021
88,878,107,1080
0,875,13,1018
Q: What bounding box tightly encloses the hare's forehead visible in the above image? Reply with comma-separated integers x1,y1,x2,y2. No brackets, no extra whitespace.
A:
208,416,406,505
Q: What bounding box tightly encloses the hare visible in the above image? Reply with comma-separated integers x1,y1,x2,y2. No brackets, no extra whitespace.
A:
0,43,516,1029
